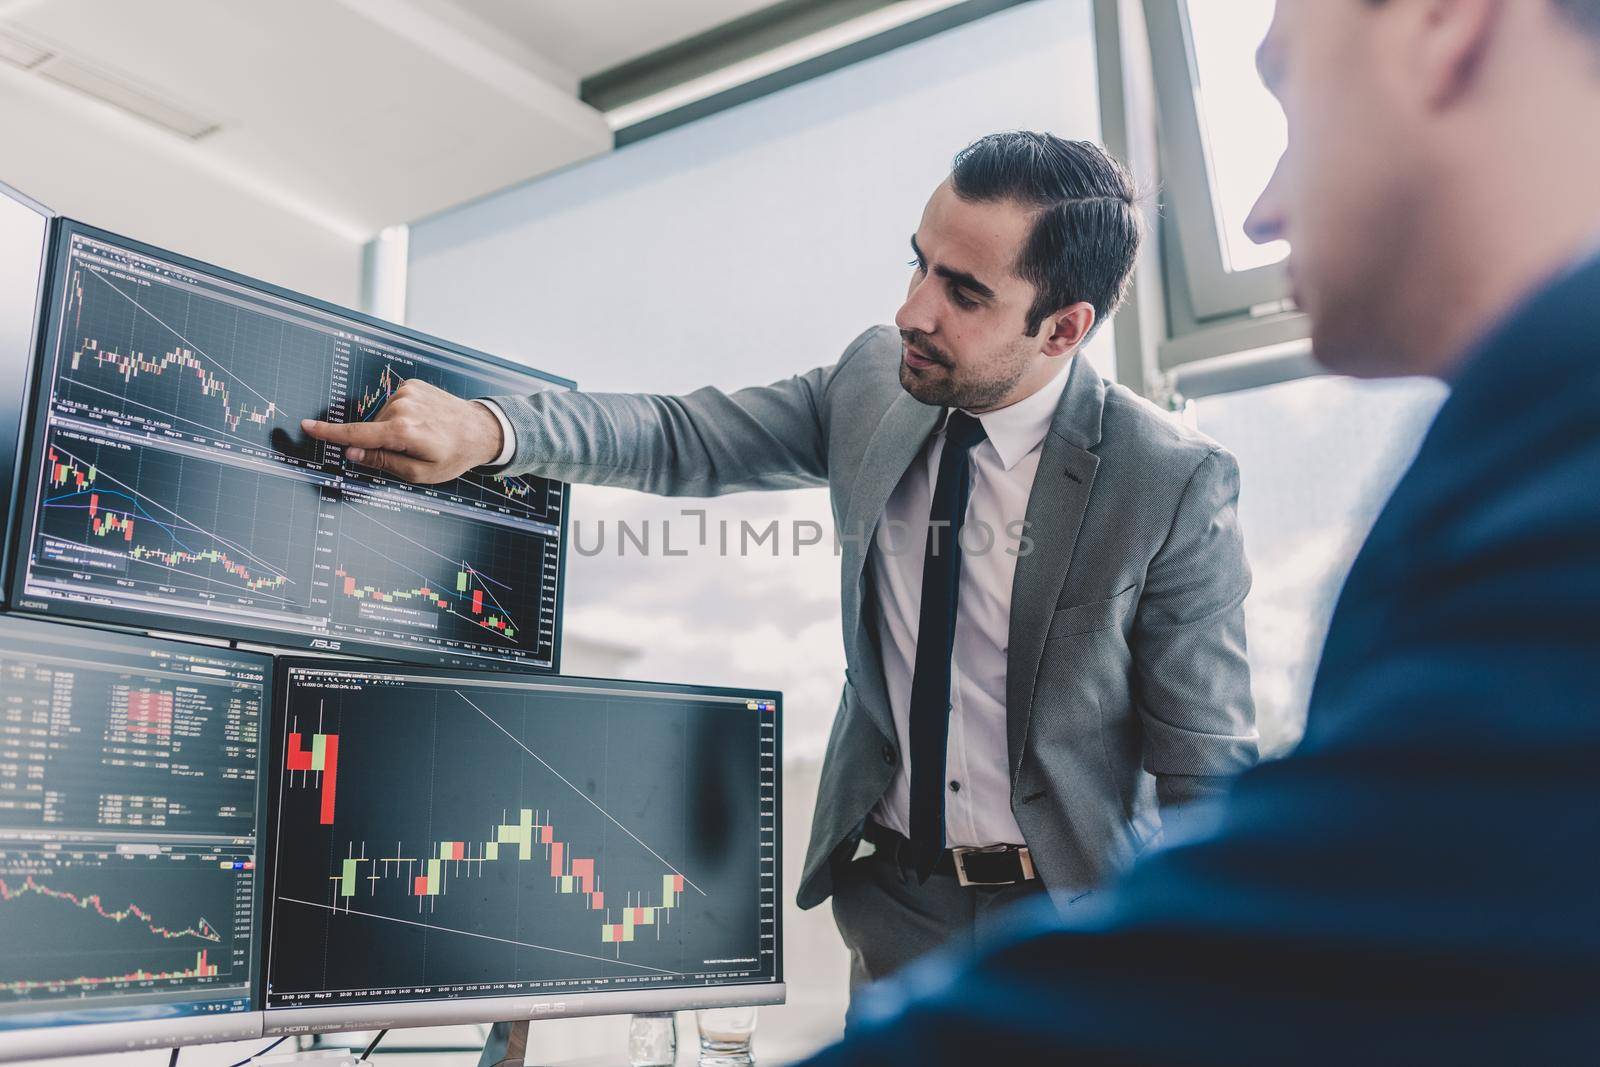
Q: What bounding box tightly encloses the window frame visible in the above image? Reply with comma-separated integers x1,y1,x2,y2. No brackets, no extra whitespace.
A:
1142,0,1291,321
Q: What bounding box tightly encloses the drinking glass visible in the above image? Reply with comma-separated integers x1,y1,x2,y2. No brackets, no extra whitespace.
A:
696,1006,758,1065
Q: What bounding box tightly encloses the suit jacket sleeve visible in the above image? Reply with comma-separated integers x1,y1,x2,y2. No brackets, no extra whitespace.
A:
485,330,880,495
1131,447,1258,807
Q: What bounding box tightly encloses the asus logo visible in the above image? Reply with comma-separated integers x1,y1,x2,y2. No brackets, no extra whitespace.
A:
528,1003,566,1014
310,639,342,650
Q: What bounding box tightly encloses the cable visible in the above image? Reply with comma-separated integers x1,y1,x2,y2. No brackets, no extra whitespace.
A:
225,1035,289,1067
359,1029,389,1061
168,1050,180,1067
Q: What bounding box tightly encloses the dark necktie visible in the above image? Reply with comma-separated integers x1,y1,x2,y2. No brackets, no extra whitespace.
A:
907,409,988,881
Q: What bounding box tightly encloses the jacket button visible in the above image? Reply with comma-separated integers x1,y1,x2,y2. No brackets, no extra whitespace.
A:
881,744,896,766
948,780,961,793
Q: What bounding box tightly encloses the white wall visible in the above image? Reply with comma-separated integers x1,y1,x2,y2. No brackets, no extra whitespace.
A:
407,0,1107,1058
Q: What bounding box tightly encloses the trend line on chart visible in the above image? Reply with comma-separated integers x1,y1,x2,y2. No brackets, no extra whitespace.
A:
336,499,522,641
41,444,297,598
456,692,705,897
70,336,280,434
279,898,684,976
469,471,555,518
323,811,687,953
334,563,517,639
353,362,551,519
487,475,535,500
0,949,219,996
71,264,281,418
0,875,223,943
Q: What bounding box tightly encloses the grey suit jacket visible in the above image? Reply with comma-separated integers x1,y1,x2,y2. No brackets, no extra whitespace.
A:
492,325,1257,909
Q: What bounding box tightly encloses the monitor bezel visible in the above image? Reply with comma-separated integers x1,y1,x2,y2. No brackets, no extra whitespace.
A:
0,615,276,1063
0,182,56,607
259,657,785,1036
5,218,574,674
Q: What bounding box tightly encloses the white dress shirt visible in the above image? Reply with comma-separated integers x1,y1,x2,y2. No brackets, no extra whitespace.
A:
473,399,517,468
869,365,1073,848
478,366,1072,848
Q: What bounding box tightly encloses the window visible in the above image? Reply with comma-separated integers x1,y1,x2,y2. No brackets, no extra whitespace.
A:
1186,0,1287,273
1192,375,1448,754
1144,0,1291,321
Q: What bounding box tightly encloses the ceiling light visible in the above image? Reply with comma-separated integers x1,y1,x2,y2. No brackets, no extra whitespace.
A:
37,54,219,140
0,27,51,69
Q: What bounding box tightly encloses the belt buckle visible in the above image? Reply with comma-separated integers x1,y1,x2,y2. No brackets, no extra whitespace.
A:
951,844,1035,887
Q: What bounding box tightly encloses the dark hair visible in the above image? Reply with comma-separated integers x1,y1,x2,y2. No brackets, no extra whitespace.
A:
949,132,1141,338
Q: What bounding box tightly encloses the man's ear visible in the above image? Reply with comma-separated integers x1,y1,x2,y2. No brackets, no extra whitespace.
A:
1414,0,1507,109
1040,301,1096,358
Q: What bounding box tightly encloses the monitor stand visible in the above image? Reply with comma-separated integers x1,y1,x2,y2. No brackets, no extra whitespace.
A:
477,1021,530,1067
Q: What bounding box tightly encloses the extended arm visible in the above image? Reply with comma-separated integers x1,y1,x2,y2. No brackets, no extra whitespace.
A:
299,330,883,492
487,364,835,496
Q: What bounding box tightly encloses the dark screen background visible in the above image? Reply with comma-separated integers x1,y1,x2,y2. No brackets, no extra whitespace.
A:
264,666,779,1008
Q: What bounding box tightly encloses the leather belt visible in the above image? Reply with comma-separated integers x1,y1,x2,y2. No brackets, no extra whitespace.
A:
861,821,1037,887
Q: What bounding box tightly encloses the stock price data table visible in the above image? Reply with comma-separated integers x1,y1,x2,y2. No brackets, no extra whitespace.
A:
12,226,567,670
0,616,269,1030
263,665,780,1011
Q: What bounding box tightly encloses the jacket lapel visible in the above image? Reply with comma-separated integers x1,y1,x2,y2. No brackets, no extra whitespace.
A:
1005,356,1105,777
841,391,941,742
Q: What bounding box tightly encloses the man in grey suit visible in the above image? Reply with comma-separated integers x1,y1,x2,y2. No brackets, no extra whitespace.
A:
304,132,1258,990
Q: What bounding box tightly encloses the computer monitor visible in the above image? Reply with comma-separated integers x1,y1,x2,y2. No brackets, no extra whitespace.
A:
261,660,783,1034
7,220,570,671
0,615,271,1061
0,182,54,605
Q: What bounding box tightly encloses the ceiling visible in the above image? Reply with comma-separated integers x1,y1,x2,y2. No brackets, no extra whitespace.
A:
0,0,777,247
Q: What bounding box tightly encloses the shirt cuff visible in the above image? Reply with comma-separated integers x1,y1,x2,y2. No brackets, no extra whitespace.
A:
471,398,516,469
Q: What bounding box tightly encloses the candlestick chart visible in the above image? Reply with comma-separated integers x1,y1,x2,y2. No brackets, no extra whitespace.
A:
264,669,778,1008
329,492,555,660
49,254,336,463
29,429,321,615
16,227,565,672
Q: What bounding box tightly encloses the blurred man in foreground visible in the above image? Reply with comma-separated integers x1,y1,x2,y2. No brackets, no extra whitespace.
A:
801,0,1600,1061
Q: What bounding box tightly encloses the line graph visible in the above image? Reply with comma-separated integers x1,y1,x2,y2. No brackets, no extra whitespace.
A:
346,343,562,524
264,671,773,1007
49,253,336,462
0,874,222,943
353,360,404,421
455,469,562,524
0,843,253,1005
30,430,320,612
